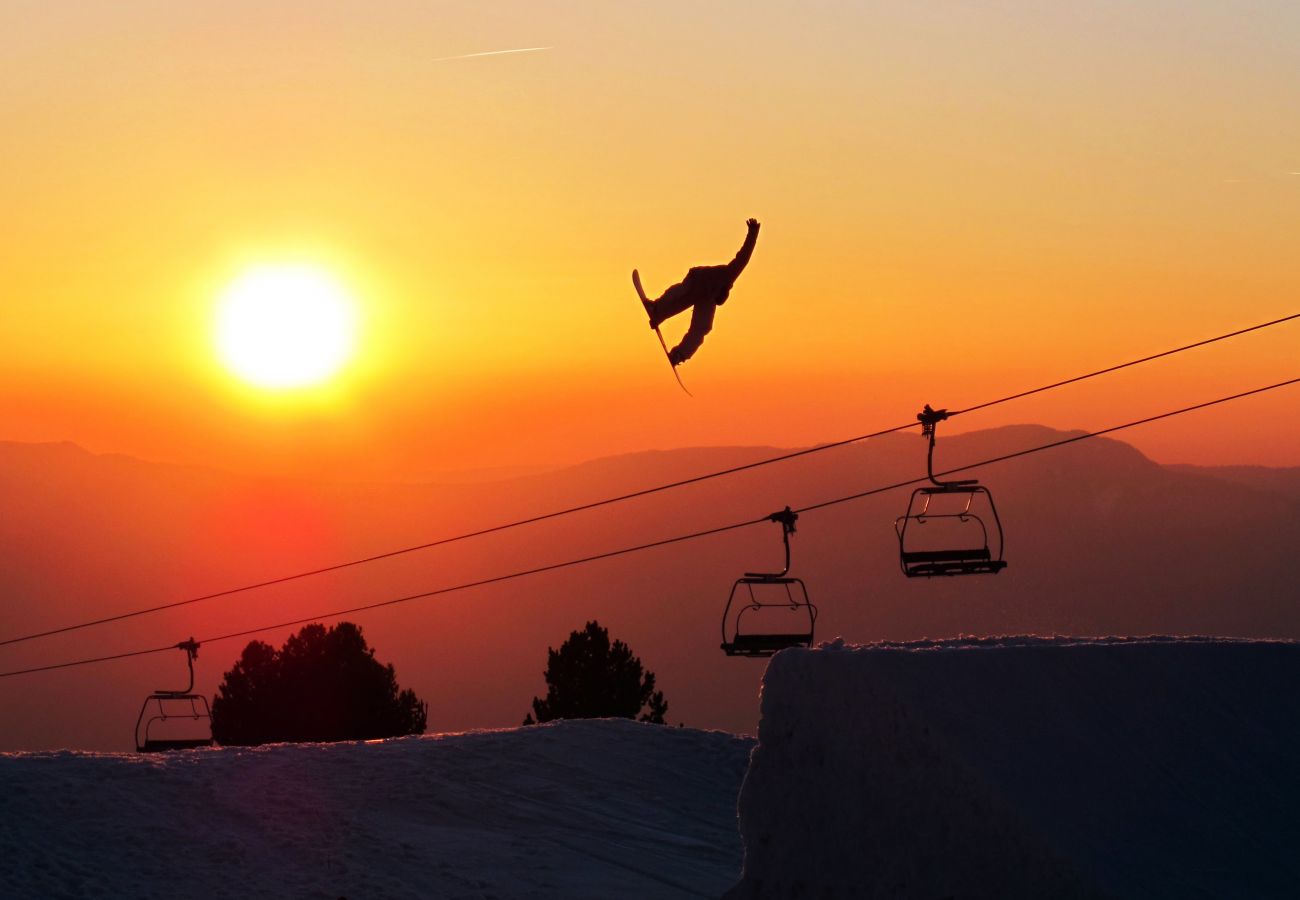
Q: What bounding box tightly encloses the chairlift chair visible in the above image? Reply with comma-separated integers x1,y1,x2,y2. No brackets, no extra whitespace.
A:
134,638,214,752
721,507,818,657
895,405,1007,578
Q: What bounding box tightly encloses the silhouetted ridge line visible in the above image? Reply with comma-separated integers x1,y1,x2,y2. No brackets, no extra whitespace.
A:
1,310,1296,650
798,376,1300,514
3,374,1296,679
0,426,909,650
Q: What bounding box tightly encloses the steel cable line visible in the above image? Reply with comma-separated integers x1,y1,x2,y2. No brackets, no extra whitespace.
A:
798,375,1300,514
946,311,1300,417
0,423,911,649
0,517,766,678
3,374,1296,680
2,310,1297,650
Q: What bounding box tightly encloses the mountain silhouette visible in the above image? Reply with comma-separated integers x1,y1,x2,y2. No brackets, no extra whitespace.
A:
2,429,1297,750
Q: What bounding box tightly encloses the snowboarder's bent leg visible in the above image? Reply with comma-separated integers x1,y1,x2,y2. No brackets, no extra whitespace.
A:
668,300,717,366
647,281,695,329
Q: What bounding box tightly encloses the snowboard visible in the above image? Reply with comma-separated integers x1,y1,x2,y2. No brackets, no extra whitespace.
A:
633,269,692,396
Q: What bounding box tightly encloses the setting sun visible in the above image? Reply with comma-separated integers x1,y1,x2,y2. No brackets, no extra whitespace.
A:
215,265,358,389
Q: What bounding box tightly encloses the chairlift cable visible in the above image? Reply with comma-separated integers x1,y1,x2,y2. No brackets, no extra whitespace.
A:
796,376,1300,515
947,311,1300,418
1,310,1295,650
0,643,179,677
0,429,910,649
3,374,1296,680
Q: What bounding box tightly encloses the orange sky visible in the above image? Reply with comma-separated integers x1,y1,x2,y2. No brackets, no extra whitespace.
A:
3,1,1298,480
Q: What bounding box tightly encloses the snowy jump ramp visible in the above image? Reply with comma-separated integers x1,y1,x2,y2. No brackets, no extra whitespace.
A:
723,636,1300,900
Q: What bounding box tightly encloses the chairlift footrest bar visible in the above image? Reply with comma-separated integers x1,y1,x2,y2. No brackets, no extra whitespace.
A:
903,560,1007,577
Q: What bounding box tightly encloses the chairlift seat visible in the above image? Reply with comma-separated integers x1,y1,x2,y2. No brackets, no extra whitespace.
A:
917,480,979,493
721,632,814,657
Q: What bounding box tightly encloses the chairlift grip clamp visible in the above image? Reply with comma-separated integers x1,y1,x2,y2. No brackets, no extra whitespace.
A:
917,404,949,438
767,506,798,535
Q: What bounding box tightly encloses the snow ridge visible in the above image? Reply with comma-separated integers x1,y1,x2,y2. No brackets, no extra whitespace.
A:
1,719,752,900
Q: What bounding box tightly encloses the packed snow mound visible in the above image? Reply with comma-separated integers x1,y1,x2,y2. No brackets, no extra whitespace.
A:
725,636,1300,900
1,719,752,900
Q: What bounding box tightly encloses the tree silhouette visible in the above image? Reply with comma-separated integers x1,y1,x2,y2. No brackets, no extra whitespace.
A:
211,621,427,746
524,620,668,725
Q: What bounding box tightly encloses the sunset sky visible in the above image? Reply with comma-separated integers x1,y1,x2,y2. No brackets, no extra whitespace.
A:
3,1,1298,481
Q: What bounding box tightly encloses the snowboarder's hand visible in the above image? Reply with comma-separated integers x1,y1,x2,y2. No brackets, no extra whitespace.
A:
746,218,760,230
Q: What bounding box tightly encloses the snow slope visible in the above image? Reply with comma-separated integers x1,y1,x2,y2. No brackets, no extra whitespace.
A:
724,636,1300,899
1,719,752,900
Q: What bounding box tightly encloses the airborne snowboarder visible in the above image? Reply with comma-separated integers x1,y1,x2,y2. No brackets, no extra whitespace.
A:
635,217,760,368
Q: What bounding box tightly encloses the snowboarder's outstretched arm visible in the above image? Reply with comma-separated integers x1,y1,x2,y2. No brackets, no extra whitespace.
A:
668,298,717,366
727,218,760,277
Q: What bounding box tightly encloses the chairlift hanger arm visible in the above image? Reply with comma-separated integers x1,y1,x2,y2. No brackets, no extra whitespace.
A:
918,404,977,489
157,637,200,695
746,507,798,578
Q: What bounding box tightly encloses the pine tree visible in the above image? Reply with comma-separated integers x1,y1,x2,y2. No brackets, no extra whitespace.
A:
212,621,427,745
525,620,668,725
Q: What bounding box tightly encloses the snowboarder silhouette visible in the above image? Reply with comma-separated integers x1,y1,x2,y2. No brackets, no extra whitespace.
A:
637,218,760,366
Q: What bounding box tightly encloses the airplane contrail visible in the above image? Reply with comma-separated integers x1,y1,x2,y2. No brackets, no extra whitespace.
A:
432,46,553,62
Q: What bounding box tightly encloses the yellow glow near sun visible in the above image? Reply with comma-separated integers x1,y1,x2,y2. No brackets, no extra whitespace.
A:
216,265,358,389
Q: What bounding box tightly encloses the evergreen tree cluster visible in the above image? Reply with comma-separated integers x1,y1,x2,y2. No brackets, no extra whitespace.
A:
524,620,668,725
211,621,427,746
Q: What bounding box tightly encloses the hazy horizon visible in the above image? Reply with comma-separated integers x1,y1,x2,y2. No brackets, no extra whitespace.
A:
7,408,1300,487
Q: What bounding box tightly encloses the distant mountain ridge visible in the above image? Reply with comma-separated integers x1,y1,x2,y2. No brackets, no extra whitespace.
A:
1168,463,1300,501
2,431,1298,751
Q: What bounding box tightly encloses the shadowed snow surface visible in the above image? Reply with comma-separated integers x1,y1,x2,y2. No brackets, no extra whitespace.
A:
725,636,1300,900
1,719,752,900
